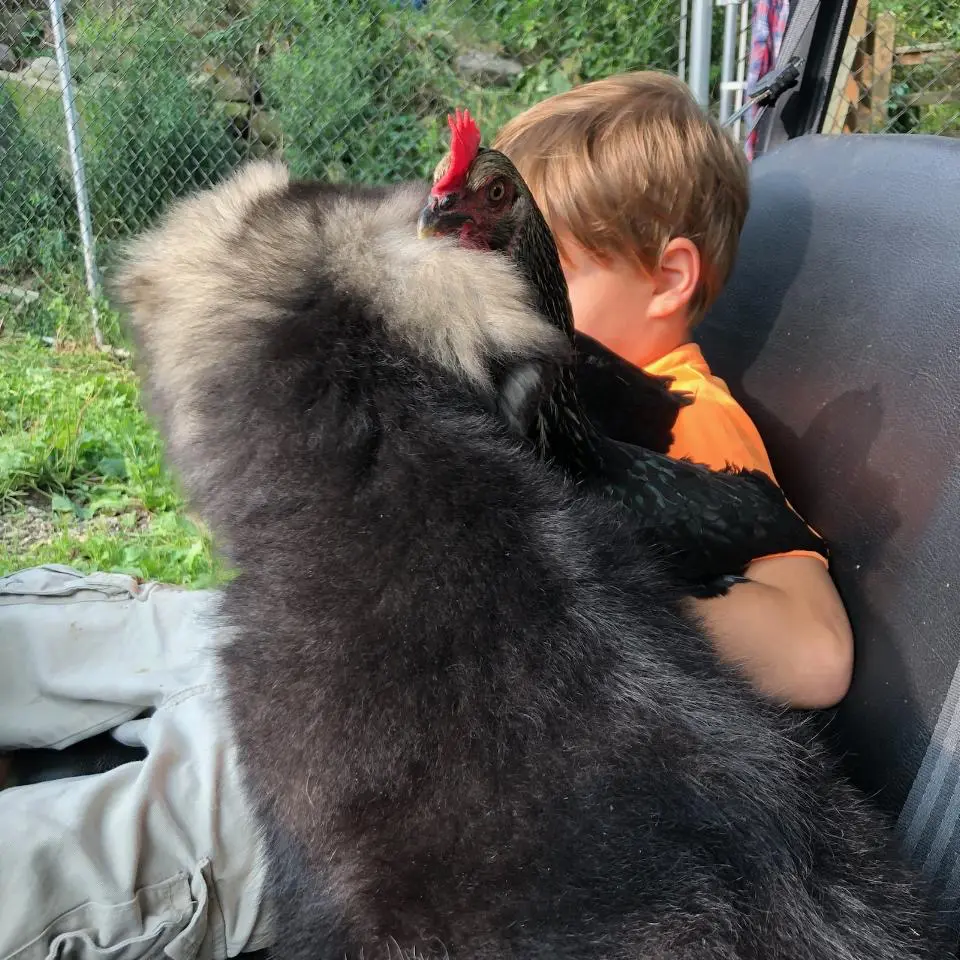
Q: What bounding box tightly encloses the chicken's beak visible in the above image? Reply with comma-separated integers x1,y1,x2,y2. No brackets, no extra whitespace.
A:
417,203,441,239
417,196,471,239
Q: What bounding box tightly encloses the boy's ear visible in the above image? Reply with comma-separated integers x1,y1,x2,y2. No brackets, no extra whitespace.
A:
648,237,700,321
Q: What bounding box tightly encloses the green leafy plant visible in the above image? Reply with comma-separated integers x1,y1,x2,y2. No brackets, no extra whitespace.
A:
83,70,242,237
0,88,76,279
0,336,224,587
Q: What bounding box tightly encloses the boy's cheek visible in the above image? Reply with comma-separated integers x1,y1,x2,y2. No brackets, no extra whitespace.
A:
566,276,613,335
563,269,596,316
564,279,592,332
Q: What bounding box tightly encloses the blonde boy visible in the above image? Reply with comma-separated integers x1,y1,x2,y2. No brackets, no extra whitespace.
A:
494,72,852,708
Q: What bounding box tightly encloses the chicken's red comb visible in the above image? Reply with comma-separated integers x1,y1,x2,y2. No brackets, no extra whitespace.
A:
431,108,482,196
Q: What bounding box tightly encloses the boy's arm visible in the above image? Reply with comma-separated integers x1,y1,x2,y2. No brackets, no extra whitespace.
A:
689,554,854,709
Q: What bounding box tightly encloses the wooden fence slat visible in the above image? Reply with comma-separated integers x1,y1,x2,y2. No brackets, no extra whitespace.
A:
824,0,871,133
871,11,897,130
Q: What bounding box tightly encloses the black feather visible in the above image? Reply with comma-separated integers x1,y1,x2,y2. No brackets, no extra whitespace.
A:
572,328,691,452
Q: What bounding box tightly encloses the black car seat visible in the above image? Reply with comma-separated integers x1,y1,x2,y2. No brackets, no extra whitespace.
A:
698,132,960,923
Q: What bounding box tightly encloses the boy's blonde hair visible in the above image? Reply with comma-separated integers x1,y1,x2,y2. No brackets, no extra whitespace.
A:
492,71,749,324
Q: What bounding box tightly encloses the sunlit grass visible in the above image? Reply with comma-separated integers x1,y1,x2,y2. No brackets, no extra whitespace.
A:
0,333,226,587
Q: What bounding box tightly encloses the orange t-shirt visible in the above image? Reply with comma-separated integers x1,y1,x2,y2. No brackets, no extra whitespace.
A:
641,342,827,567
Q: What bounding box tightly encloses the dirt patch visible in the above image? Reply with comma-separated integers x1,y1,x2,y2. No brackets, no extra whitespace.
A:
0,503,57,552
0,499,152,553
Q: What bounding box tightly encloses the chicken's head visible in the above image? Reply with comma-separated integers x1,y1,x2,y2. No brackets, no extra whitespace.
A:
418,109,533,254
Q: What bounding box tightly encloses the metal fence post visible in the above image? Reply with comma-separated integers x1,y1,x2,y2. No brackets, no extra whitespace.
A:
687,0,714,106
733,0,750,141
718,0,743,124
678,0,689,83
47,0,103,346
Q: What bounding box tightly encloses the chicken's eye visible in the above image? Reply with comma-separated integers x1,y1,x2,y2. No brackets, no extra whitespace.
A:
487,180,506,203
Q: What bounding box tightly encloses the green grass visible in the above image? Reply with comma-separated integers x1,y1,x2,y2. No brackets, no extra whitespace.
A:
0,332,226,587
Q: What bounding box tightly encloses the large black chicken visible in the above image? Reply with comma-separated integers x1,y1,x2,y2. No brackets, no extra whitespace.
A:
418,109,827,594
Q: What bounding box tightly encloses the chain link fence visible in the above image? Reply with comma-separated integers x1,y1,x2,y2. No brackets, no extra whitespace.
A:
1,0,957,345
824,0,960,136
0,0,684,343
